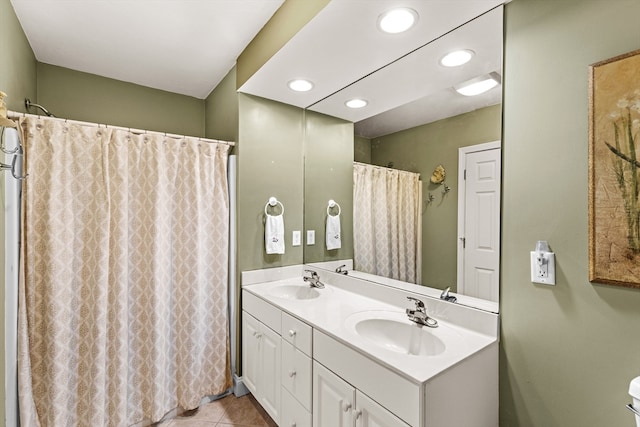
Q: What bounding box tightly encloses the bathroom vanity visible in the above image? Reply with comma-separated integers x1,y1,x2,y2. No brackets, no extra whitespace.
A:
241,266,498,427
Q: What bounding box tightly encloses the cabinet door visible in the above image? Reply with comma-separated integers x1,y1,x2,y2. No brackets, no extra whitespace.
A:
242,311,260,395
281,388,312,427
313,362,355,427
260,323,281,423
355,390,410,427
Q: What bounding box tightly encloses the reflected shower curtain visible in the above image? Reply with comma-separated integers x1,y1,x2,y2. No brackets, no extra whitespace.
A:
17,116,232,426
353,162,421,284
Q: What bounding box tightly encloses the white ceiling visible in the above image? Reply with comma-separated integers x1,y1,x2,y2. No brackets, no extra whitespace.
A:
9,0,284,99
10,0,504,137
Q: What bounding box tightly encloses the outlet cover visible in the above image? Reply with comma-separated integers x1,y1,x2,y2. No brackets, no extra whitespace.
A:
530,251,556,285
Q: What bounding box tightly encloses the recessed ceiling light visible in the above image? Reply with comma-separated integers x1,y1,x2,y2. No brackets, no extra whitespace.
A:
345,99,368,109
440,50,475,67
288,79,314,92
454,72,501,96
378,8,418,34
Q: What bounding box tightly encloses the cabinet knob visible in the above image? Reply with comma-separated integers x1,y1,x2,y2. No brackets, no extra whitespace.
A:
288,329,296,337
253,332,262,339
343,402,352,412
290,423,296,427
288,370,296,377
355,410,362,419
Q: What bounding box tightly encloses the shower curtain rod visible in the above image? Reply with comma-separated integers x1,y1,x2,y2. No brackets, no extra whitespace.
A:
354,161,420,178
7,110,236,147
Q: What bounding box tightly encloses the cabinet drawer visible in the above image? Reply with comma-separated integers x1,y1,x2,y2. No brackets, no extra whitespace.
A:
281,388,311,427
281,311,312,356
281,340,312,410
243,290,280,333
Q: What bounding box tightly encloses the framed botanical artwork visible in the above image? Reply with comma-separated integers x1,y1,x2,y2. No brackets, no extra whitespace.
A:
589,48,640,287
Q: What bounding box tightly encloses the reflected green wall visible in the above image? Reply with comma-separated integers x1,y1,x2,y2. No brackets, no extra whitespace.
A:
37,63,204,136
303,111,354,263
501,0,640,425
237,94,304,273
354,135,371,164
370,104,502,289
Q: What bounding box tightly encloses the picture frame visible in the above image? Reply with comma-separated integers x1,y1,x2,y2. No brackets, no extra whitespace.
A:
589,48,640,287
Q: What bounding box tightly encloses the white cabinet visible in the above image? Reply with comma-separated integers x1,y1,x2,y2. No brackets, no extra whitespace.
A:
242,310,281,423
313,361,409,427
355,390,410,427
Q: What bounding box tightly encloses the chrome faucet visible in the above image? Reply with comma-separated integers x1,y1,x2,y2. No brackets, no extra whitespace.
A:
406,296,438,327
303,269,325,288
335,264,348,275
440,287,457,303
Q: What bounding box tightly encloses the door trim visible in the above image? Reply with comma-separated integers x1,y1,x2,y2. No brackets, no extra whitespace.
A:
457,140,501,295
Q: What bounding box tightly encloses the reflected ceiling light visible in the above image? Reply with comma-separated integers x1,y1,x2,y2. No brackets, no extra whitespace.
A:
287,79,314,92
378,8,418,34
440,49,475,67
345,99,368,109
454,72,501,96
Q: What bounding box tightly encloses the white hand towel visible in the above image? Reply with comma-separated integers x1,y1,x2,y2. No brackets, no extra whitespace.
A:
326,213,341,250
265,214,285,254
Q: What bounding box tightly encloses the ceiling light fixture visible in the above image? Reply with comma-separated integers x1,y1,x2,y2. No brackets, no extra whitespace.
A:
288,79,314,92
378,8,418,34
454,72,501,96
345,99,368,109
440,49,475,67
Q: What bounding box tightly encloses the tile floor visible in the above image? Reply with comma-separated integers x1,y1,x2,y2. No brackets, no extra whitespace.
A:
157,394,277,427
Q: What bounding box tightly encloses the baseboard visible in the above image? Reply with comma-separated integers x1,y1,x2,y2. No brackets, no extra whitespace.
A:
233,374,250,397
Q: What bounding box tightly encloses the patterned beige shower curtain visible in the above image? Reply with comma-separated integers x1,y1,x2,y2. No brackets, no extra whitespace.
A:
17,116,232,426
353,162,421,284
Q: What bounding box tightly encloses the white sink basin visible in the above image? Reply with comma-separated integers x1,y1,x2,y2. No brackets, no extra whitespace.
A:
269,284,321,300
346,311,449,357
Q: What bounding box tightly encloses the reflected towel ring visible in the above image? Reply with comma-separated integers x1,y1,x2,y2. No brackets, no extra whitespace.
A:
265,197,285,216
327,199,341,216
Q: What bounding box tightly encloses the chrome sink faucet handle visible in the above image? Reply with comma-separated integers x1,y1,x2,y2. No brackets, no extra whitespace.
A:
440,287,457,303
406,296,438,328
303,269,325,289
335,264,348,275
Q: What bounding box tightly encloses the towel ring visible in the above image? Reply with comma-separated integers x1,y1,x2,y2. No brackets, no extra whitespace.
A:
265,197,285,216
327,199,341,216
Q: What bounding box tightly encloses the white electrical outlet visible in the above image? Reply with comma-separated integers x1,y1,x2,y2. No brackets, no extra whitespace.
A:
530,251,556,285
306,230,315,245
292,230,301,246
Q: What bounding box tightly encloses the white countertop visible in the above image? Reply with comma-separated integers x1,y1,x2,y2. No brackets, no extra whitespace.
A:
243,276,497,384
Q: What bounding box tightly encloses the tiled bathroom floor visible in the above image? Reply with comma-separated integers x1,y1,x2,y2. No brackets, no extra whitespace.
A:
157,394,277,427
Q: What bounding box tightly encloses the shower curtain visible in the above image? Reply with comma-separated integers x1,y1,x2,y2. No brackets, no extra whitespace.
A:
17,116,232,426
353,162,422,284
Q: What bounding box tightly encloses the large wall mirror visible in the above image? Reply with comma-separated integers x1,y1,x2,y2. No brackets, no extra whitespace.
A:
302,6,503,308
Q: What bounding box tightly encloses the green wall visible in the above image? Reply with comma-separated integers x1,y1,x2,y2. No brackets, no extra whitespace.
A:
370,104,502,289
237,94,304,273
501,1,640,426
205,66,238,144
37,63,205,136
0,0,36,112
303,110,354,263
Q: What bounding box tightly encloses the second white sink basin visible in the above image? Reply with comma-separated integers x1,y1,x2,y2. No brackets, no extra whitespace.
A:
269,284,321,300
346,311,450,357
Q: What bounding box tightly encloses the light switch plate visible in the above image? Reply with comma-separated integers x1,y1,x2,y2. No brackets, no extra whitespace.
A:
530,251,556,285
292,230,301,246
306,230,315,245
